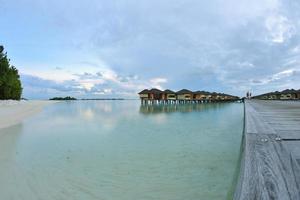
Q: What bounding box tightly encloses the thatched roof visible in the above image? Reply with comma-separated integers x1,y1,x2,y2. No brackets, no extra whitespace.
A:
253,88,300,98
138,88,164,94
148,88,163,94
194,90,211,95
138,89,149,94
163,89,175,94
176,89,193,94
138,88,241,98
281,89,298,94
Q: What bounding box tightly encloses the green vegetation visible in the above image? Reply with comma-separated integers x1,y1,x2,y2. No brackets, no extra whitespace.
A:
0,45,22,100
49,96,77,100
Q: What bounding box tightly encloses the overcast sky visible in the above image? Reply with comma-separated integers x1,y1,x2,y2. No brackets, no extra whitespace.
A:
1,0,300,99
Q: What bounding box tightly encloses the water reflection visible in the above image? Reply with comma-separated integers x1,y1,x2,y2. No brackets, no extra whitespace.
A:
0,101,243,200
140,102,234,114
39,101,140,132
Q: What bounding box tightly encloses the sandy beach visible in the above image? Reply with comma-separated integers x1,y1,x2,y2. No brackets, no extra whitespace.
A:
0,100,55,130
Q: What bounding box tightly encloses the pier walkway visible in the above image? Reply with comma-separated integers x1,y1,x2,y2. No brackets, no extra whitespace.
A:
234,100,300,200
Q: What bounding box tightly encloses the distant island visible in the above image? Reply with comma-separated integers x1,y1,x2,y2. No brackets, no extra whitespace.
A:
49,97,126,101
49,96,77,100
81,98,125,100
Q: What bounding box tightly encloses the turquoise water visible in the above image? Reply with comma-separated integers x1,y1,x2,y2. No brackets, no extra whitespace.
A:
0,101,243,200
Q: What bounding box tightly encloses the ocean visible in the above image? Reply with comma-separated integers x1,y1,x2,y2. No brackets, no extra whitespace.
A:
0,100,243,200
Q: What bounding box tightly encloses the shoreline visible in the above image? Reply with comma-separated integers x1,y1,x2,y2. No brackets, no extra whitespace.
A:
0,100,56,130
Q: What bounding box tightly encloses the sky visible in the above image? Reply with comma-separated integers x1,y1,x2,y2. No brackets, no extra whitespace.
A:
1,0,300,99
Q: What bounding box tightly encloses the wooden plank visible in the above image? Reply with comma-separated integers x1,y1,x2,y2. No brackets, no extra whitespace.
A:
234,100,300,200
276,131,300,139
244,101,276,134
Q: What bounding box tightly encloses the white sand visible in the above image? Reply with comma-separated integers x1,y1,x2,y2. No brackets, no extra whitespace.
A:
0,100,56,130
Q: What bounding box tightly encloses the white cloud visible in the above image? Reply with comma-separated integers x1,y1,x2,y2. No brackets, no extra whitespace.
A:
150,78,167,85
3,0,300,98
251,69,299,85
149,78,168,90
270,69,298,81
291,45,300,53
265,15,296,43
21,71,170,99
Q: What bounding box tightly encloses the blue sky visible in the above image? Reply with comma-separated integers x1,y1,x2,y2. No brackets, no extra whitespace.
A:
1,0,300,99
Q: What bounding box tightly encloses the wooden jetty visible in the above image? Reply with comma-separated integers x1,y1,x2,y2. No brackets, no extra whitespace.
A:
234,100,300,200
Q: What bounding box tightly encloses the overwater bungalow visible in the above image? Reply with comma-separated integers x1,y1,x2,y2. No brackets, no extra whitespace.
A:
211,92,221,101
253,89,300,100
193,91,211,100
138,88,240,104
223,94,234,100
138,89,150,101
280,89,299,100
138,88,164,101
148,88,163,100
219,93,226,100
213,93,239,101
139,88,164,104
258,91,281,100
205,93,212,100
176,89,193,100
162,89,176,100
297,90,300,99
270,91,281,100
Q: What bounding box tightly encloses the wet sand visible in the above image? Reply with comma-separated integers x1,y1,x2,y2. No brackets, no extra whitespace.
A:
0,100,55,130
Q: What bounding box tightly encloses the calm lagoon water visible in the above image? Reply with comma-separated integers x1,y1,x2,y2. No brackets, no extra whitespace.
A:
0,101,243,200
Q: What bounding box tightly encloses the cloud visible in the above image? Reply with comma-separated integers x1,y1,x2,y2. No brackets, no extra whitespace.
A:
73,72,103,79
150,78,168,90
2,0,300,98
20,74,83,99
251,69,299,85
20,71,167,99
21,73,115,99
265,15,296,43
271,69,298,81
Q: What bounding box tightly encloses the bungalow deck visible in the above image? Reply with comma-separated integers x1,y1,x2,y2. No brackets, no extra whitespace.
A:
234,100,300,200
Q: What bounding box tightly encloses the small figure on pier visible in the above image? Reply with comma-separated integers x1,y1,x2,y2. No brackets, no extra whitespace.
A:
246,91,252,99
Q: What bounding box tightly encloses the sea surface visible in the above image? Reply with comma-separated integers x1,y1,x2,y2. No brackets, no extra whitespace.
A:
0,100,243,200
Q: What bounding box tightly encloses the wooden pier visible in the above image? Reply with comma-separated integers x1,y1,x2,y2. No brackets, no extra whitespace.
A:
234,100,300,200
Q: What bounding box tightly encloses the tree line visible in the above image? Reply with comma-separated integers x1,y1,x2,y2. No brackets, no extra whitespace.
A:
0,45,22,100
49,96,77,100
